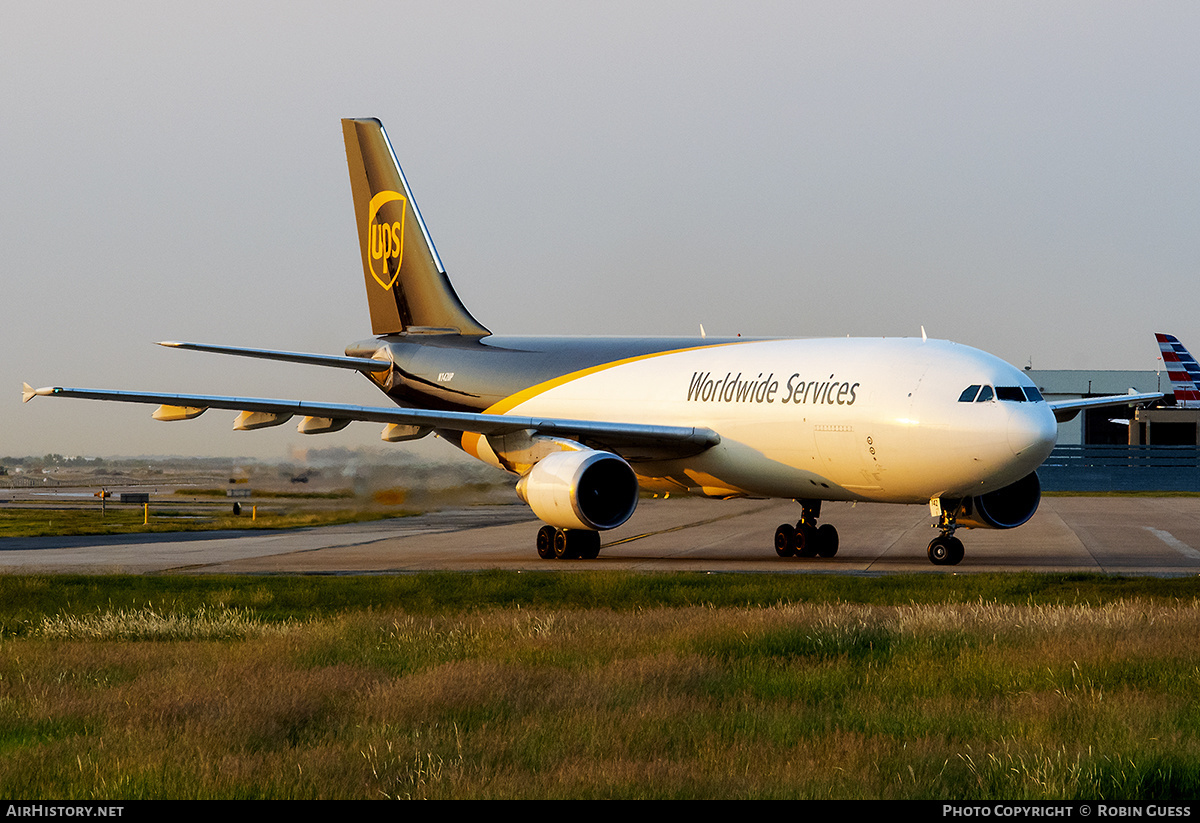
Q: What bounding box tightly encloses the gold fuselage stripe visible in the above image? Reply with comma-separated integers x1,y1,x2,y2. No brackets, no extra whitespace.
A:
460,341,745,460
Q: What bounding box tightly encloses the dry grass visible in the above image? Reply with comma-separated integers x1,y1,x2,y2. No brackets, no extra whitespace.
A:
35,605,292,641
2,597,1199,798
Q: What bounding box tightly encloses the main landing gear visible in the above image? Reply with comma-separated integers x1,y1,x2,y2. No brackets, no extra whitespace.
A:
927,508,965,566
536,525,602,560
774,500,839,559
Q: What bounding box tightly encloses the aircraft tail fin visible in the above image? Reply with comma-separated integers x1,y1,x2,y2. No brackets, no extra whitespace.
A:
342,118,490,337
1155,333,1200,407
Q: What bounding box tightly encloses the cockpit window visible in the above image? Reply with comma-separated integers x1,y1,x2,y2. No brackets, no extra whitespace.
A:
960,384,1042,404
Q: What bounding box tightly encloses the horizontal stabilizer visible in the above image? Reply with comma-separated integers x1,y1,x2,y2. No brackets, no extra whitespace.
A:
158,341,391,372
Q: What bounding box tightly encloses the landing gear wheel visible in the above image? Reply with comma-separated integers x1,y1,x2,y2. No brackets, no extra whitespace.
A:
775,501,841,560
927,535,964,566
536,525,557,559
947,536,964,565
549,528,601,560
774,524,797,557
816,523,839,558
577,530,602,560
928,536,949,565
796,523,819,557
553,528,577,559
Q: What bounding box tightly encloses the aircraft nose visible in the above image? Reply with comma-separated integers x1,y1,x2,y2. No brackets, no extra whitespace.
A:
1008,404,1057,460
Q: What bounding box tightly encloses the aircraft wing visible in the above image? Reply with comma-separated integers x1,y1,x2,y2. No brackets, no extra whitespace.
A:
1046,392,1164,423
22,384,720,461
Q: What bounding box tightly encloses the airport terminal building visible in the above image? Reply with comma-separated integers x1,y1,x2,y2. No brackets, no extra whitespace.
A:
1027,369,1200,490
1027,369,1194,445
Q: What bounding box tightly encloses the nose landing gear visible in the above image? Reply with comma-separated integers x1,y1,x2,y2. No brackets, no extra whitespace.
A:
927,508,964,566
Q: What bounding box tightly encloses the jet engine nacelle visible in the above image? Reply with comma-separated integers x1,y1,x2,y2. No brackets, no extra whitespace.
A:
516,449,639,531
954,472,1041,530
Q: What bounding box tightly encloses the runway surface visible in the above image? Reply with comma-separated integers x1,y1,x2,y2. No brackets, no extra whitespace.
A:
2,496,1200,575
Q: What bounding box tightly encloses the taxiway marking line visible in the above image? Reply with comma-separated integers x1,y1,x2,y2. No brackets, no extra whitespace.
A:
1145,527,1200,560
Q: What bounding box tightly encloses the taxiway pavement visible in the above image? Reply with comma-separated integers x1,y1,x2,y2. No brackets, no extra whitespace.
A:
1,496,1199,575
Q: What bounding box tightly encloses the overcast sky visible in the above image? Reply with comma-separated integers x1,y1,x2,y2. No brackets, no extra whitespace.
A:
3,2,1198,459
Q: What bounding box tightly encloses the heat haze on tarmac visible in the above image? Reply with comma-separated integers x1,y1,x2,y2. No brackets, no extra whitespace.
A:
1,496,1198,576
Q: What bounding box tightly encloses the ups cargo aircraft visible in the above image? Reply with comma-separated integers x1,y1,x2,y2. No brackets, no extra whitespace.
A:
23,118,1164,565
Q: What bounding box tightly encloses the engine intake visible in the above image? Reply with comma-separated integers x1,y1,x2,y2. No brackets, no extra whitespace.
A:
954,472,1041,530
516,449,639,531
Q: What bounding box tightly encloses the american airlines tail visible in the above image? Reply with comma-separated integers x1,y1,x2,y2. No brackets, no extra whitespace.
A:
342,118,491,337
1155,333,1200,408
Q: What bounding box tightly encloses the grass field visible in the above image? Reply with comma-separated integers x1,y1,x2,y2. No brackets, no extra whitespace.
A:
0,505,415,538
1,572,1198,799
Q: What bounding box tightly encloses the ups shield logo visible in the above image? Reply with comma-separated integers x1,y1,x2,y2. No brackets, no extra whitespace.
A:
367,190,407,290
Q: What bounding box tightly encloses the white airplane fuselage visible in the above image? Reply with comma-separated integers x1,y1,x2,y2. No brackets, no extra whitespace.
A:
451,336,1058,505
